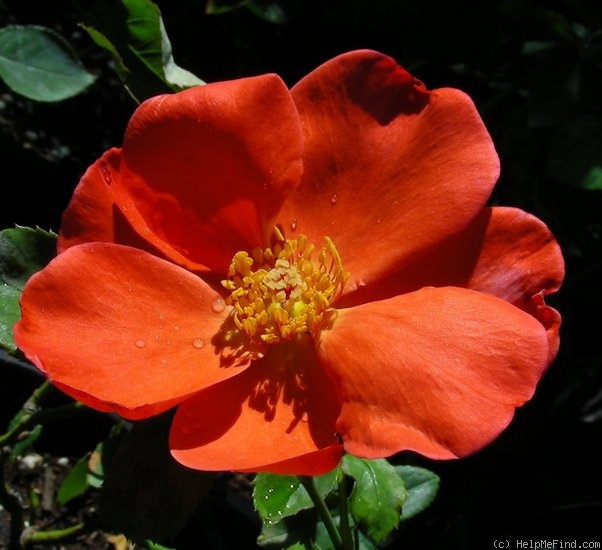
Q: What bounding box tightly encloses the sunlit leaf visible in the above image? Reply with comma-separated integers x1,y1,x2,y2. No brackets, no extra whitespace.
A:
253,469,337,526
341,455,407,543
395,465,440,520
81,0,203,102
0,25,95,102
57,455,91,505
0,226,56,352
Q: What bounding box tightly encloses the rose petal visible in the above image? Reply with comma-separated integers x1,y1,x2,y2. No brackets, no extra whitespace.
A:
319,286,549,459
14,243,248,418
57,149,166,263
278,49,499,290
337,206,564,362
112,75,303,274
170,339,343,474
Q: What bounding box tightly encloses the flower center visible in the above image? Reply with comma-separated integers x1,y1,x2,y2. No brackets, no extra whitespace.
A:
222,227,348,344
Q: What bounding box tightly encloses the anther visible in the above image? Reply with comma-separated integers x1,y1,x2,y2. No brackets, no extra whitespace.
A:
221,227,348,344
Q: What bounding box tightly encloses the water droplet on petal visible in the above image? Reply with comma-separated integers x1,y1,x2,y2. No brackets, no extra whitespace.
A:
135,338,146,348
290,218,297,231
174,325,181,332
100,163,113,186
89,246,95,253
211,298,225,313
160,356,168,365
301,412,309,422
376,217,382,224
192,338,205,349
330,194,338,205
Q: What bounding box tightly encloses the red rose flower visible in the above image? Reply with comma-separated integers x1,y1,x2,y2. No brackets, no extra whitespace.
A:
13,50,564,475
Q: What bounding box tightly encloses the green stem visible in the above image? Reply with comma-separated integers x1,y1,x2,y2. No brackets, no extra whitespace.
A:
23,380,54,412
22,520,99,546
299,475,343,550
0,398,85,447
337,472,354,550
0,381,87,547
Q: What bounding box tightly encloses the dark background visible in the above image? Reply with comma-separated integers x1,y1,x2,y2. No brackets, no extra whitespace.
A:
1,0,601,548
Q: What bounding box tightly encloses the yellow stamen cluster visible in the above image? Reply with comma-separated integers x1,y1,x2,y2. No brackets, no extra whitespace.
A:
222,227,348,344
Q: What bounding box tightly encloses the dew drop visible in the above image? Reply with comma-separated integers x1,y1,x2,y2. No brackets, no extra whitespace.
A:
376,216,382,224
211,298,225,313
100,163,113,186
192,338,205,349
300,412,309,423
290,218,297,231
330,193,338,205
89,246,95,253
135,338,146,348
160,356,168,365
174,325,181,332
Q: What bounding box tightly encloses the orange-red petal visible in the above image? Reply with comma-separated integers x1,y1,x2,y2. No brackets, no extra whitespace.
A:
278,50,499,291
57,149,166,263
170,340,343,474
14,243,248,419
110,75,303,274
319,286,549,460
337,206,564,363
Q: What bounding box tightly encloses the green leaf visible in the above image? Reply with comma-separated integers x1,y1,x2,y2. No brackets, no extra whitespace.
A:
56,454,91,505
314,518,377,550
253,469,337,526
81,0,203,102
58,425,125,504
99,412,214,542
257,513,320,548
341,455,407,544
395,465,440,520
546,114,602,190
0,25,95,102
0,226,57,352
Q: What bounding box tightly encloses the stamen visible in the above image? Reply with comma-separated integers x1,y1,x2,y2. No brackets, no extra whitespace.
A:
222,228,348,344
